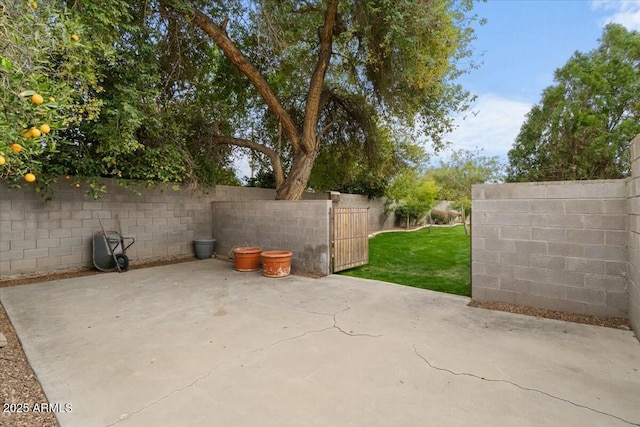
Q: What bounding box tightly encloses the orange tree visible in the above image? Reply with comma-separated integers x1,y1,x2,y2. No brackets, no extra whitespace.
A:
0,1,232,199
0,1,102,194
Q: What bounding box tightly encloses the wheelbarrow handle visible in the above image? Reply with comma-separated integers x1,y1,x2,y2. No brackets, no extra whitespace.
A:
123,236,135,252
97,214,122,273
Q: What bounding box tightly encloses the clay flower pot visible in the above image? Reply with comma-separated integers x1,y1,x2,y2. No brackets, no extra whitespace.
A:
261,250,293,278
233,246,262,271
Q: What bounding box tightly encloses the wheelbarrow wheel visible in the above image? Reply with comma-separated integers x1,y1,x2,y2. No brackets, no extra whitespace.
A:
115,254,129,272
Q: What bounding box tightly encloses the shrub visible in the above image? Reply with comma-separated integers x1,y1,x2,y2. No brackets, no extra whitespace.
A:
395,204,423,227
430,209,457,224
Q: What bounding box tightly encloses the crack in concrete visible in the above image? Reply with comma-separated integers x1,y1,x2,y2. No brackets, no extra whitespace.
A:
413,345,640,427
106,304,379,426
104,361,224,427
331,305,383,338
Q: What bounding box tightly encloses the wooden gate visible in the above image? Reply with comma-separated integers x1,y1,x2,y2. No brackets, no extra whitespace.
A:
332,207,369,272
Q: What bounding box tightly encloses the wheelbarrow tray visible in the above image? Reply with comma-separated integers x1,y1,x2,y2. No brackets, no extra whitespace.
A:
92,231,135,272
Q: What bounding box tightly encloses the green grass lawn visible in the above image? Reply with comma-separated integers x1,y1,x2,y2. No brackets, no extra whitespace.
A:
340,225,471,296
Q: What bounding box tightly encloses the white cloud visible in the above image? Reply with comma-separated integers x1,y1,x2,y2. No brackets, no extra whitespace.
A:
436,93,531,161
592,0,640,30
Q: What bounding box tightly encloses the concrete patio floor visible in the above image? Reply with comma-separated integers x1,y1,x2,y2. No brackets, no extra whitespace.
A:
1,258,639,427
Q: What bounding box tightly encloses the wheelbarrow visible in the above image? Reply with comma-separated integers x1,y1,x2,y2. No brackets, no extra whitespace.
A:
93,216,135,272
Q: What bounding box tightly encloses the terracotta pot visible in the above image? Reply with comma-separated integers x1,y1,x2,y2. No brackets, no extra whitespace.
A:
233,246,262,271
261,250,293,278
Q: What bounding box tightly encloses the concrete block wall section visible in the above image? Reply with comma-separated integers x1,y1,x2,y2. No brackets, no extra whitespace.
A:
211,200,332,275
0,179,213,278
209,185,277,201
627,134,640,335
337,193,395,230
472,179,628,318
0,182,393,278
210,185,396,231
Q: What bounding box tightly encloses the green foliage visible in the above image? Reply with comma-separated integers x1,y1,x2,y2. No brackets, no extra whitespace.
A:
350,0,479,148
69,0,239,190
508,24,640,182
426,149,502,234
308,107,427,197
427,149,503,207
388,169,438,226
246,170,277,189
0,1,102,192
162,0,480,199
340,226,471,297
2,0,480,199
1,0,239,199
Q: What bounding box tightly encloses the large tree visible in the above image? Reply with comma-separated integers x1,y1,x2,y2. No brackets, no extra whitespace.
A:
161,0,479,200
508,24,640,182
2,1,479,199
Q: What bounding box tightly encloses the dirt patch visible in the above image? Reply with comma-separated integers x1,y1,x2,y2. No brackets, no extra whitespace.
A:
0,300,59,427
0,255,199,289
468,300,632,330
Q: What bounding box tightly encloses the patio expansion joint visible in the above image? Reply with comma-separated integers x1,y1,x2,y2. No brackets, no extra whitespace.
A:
105,305,380,427
412,345,640,427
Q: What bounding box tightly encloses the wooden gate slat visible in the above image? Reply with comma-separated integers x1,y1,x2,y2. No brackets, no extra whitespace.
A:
332,207,369,272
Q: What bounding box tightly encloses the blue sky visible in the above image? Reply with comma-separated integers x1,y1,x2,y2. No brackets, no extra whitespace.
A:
442,0,640,162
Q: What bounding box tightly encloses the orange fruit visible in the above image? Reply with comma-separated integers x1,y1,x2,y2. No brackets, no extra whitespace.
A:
39,124,51,134
75,183,80,188
11,143,22,153
0,155,5,166
49,96,56,103
65,175,71,180
22,130,30,138
30,127,41,138
31,93,44,105
24,173,36,183
71,34,80,42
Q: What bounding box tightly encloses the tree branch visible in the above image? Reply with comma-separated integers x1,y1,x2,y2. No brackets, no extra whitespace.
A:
160,0,301,154
302,0,339,153
212,136,284,188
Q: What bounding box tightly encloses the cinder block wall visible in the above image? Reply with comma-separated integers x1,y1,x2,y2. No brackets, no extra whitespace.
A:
472,180,628,318
209,185,277,201
338,193,395,230
0,180,391,278
210,185,396,231
626,135,640,334
0,179,212,278
211,200,332,275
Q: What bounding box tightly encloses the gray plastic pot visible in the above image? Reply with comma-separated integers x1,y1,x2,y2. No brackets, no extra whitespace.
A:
193,239,216,260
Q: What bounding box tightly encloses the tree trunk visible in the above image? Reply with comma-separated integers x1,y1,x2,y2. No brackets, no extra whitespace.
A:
163,0,340,200
275,152,316,200
461,200,469,236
